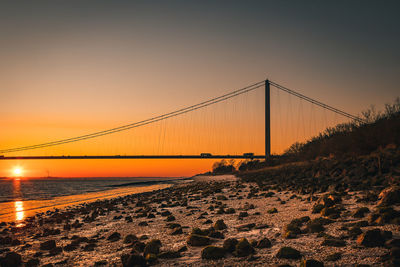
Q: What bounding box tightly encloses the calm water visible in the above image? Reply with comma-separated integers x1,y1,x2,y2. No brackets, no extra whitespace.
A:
0,177,182,223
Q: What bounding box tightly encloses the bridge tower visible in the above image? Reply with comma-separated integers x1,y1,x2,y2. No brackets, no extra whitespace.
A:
265,79,271,159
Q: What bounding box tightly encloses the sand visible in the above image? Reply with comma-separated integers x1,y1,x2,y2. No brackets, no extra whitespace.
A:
0,175,398,266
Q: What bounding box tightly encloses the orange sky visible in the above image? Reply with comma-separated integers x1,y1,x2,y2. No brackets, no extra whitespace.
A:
1,1,399,177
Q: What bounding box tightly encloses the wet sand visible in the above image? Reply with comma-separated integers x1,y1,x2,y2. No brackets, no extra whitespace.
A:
0,183,172,224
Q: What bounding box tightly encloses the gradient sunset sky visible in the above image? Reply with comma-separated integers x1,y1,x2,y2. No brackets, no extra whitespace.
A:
1,1,399,177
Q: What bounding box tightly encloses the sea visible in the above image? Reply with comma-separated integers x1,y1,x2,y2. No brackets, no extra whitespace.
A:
0,177,187,223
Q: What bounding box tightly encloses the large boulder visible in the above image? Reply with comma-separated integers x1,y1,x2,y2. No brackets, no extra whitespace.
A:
234,238,254,257
201,246,226,260
158,251,181,259
357,229,386,247
223,238,238,252
187,234,211,246
213,219,227,230
276,246,301,259
121,253,146,267
40,240,56,250
107,232,121,242
0,252,22,267
255,237,271,248
143,239,162,255
353,207,370,218
378,186,400,206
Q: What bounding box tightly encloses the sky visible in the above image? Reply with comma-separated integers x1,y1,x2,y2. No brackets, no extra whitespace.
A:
0,1,399,177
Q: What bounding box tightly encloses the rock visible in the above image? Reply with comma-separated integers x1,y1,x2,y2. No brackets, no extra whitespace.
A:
283,223,301,238
177,246,187,252
132,241,146,252
124,234,138,244
145,253,157,264
255,224,269,229
320,207,340,218
213,219,227,230
216,195,228,200
161,210,171,216
378,186,400,206
348,227,362,239
353,207,370,218
208,230,224,239
82,243,96,252
223,238,238,252
386,239,400,248
201,246,226,259
267,207,278,214
143,239,162,255
234,238,254,257
391,247,400,259
0,252,22,267
236,223,256,232
238,211,248,218
300,259,324,267
276,246,301,259
94,260,108,266
192,227,209,236
290,216,310,226
25,258,40,267
40,240,56,250
49,246,62,255
10,239,21,246
306,221,325,233
255,237,271,248
203,219,212,225
166,223,181,229
321,238,346,247
357,229,386,247
121,253,146,267
312,204,324,214
107,232,121,242
166,215,175,222
371,206,400,224
138,221,148,226
171,227,183,235
158,251,181,259
326,252,341,261
187,234,211,246
225,208,236,214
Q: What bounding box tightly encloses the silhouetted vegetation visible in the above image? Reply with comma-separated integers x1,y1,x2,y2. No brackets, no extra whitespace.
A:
211,98,400,174
212,160,235,175
284,97,400,160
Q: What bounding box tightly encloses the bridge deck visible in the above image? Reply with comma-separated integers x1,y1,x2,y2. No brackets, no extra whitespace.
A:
0,155,266,160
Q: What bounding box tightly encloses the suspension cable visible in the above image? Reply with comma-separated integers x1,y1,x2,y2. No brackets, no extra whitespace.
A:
0,81,264,153
269,80,364,123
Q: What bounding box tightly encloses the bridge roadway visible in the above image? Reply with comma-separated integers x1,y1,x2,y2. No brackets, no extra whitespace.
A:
0,155,266,160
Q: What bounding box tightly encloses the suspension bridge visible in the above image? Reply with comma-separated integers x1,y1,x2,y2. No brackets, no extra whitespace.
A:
0,79,363,161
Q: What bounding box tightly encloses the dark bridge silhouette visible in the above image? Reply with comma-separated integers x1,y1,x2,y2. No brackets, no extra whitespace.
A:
0,80,363,161
0,154,265,160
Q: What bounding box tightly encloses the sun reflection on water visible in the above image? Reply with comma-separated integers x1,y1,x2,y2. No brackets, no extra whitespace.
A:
12,178,25,226
15,201,25,223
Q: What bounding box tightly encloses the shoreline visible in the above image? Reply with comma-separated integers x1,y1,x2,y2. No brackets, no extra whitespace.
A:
0,179,178,224
0,174,398,266
0,175,232,224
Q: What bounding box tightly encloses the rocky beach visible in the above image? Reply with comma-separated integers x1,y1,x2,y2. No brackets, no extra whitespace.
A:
0,146,400,266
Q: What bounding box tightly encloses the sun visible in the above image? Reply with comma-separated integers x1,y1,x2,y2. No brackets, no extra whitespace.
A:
12,167,23,177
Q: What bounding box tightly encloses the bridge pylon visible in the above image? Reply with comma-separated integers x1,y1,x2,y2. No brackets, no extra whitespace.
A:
265,79,271,159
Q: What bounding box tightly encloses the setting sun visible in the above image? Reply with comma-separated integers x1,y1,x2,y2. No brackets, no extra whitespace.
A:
12,166,23,177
